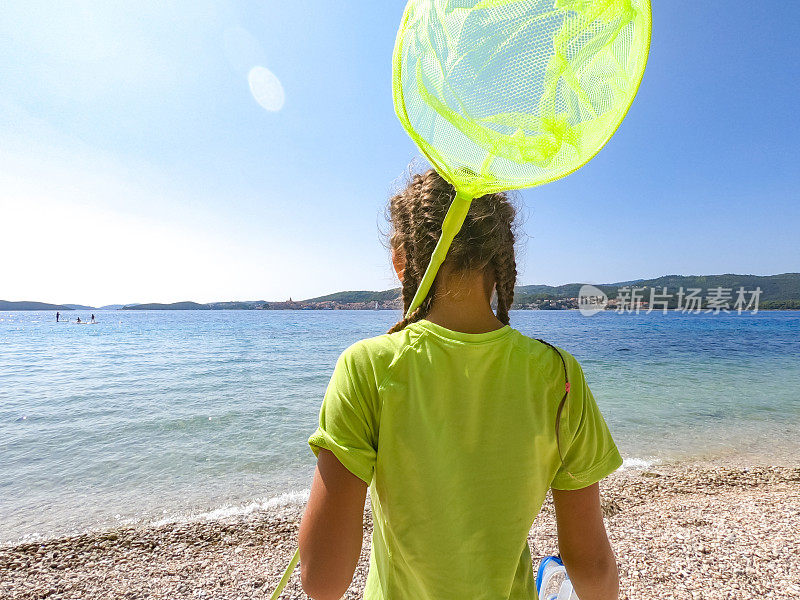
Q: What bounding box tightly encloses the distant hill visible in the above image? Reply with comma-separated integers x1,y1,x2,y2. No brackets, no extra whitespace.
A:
122,301,266,310
207,301,267,310
64,304,96,310
5,273,799,311
301,274,800,305
515,283,585,299
121,301,211,310
303,289,402,303
622,273,799,300
515,273,800,305
0,300,74,311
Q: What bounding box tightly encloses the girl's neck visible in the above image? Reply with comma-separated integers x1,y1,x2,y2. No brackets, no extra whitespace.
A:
423,269,505,334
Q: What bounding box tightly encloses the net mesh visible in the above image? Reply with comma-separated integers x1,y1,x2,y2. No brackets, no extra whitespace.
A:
392,0,651,316
393,0,651,199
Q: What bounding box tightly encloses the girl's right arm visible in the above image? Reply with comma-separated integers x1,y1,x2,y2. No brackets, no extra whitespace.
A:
552,483,619,600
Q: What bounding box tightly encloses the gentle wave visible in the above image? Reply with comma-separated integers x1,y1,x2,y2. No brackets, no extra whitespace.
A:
149,490,311,528
619,457,657,471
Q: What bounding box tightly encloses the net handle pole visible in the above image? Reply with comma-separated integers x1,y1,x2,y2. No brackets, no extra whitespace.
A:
269,547,300,600
404,189,474,319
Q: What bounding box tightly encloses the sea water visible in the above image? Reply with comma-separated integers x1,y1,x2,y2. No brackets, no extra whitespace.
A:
1,310,798,545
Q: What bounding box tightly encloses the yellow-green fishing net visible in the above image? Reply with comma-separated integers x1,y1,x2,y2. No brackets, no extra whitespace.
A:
393,0,652,316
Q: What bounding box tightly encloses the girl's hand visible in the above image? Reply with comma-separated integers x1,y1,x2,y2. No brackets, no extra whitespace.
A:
552,483,619,600
299,448,368,600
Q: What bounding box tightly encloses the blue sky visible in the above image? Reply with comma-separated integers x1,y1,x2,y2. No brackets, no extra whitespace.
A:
1,1,798,306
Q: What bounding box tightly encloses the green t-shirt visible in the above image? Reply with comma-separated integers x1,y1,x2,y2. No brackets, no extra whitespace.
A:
308,319,622,600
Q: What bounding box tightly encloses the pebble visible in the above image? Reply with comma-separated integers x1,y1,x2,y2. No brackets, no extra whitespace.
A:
0,462,798,599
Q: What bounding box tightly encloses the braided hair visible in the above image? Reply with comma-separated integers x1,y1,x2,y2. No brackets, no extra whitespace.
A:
385,169,573,471
386,169,517,334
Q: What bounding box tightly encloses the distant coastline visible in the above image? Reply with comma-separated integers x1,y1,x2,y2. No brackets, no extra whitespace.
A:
2,272,799,311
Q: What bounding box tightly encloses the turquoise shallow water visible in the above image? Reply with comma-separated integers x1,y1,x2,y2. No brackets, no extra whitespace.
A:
1,309,798,545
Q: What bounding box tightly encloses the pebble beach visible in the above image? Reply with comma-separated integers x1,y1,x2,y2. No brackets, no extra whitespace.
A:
1,461,798,600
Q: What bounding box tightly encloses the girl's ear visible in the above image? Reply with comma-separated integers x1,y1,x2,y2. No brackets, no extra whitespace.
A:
391,246,406,283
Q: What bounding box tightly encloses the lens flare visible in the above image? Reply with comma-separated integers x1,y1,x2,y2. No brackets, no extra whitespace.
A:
248,66,285,112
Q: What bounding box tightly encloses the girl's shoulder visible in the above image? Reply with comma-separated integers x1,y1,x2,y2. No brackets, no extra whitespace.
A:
335,327,421,384
510,330,586,383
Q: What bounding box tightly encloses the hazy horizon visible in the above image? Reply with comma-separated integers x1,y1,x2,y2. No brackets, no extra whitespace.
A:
3,270,797,308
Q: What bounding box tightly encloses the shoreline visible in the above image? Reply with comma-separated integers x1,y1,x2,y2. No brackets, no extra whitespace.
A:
2,460,798,599
5,308,800,312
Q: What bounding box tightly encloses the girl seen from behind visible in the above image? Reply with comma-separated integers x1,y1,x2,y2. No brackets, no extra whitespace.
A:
299,169,622,600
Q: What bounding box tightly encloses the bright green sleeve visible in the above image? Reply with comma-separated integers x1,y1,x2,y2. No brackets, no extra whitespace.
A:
551,357,622,491
308,344,378,485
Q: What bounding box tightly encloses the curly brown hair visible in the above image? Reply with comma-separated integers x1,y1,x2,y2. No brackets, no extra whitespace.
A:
386,169,518,334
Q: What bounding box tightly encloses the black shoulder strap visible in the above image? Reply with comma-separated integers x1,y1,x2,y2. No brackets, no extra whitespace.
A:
534,338,570,395
534,338,572,469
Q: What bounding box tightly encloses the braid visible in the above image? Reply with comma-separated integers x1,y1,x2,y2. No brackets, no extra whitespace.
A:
386,169,517,333
492,216,517,326
388,295,434,334
390,227,431,335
